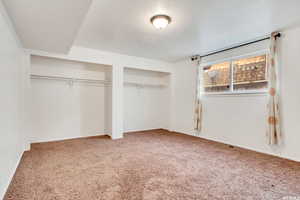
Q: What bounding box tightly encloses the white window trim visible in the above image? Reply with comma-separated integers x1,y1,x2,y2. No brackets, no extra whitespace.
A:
200,49,269,96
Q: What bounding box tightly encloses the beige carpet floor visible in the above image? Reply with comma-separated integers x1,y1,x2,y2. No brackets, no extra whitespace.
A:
4,130,300,200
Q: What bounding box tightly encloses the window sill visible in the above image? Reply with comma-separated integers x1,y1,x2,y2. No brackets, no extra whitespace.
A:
203,90,268,97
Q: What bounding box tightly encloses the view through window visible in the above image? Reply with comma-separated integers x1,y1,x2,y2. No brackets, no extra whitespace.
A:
202,55,268,94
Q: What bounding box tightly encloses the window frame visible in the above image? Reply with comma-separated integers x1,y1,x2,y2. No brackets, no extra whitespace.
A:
200,50,269,96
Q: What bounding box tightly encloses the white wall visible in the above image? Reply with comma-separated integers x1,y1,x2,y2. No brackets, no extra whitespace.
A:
30,56,112,143
124,68,170,132
170,27,300,162
279,26,300,161
0,2,26,199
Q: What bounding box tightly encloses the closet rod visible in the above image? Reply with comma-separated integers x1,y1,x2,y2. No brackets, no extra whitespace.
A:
30,75,111,85
200,33,281,58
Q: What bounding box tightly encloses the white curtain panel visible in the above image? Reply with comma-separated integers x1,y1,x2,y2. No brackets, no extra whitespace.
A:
194,58,202,133
267,32,282,145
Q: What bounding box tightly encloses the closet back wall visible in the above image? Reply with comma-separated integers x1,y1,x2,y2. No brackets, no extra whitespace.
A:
30,56,111,143
124,68,170,132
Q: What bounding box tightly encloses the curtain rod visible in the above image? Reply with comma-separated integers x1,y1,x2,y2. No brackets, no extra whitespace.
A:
200,33,281,58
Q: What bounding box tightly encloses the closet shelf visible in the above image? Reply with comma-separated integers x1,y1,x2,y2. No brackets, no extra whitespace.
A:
30,74,111,85
31,75,167,87
124,81,166,88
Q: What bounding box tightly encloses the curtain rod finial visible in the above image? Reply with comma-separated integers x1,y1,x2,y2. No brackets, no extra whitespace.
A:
191,55,200,62
277,33,281,38
272,32,281,39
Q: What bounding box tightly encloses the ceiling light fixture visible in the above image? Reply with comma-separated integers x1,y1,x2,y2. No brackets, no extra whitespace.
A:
150,15,172,29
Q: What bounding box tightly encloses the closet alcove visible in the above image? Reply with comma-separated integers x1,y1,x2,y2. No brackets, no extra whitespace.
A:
29,55,112,142
123,67,170,132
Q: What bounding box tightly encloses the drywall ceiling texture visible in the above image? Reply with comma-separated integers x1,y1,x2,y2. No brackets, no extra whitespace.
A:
2,0,92,54
75,0,300,62
4,0,300,62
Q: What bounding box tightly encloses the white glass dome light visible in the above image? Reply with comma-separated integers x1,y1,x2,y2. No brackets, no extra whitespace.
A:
150,15,172,29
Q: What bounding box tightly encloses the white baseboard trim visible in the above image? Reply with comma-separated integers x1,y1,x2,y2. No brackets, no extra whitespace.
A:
124,128,167,133
110,128,168,139
174,130,300,163
31,133,108,144
0,150,24,200
24,141,31,152
110,135,124,140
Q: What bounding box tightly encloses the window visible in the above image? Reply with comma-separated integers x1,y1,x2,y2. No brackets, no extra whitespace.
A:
203,62,231,93
202,54,268,94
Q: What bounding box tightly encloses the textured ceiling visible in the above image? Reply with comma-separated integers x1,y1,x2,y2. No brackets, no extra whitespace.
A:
4,0,300,62
74,0,300,61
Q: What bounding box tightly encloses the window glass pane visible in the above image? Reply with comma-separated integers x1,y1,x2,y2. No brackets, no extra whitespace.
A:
203,62,231,93
233,55,267,91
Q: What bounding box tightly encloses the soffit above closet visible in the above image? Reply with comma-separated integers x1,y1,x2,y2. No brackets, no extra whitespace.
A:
2,0,92,54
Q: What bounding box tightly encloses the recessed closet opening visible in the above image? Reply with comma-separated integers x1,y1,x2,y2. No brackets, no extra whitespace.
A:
123,67,170,132
29,55,112,143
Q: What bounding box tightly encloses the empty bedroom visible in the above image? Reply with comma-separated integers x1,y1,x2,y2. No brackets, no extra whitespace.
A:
1,0,300,199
